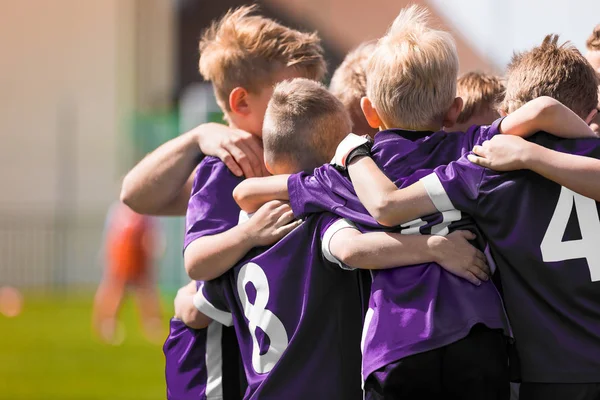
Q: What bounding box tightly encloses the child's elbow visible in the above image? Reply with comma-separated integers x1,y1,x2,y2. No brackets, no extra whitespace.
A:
334,237,368,269
337,248,362,269
232,184,247,207
370,197,397,227
533,96,561,116
184,255,215,282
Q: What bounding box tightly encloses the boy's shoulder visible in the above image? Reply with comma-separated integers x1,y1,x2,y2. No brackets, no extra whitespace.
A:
192,156,244,193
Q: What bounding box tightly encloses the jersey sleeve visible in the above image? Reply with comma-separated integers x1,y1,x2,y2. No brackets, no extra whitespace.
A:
288,165,378,227
419,155,485,215
320,217,360,270
184,157,244,249
464,117,505,148
193,279,233,327
287,165,350,218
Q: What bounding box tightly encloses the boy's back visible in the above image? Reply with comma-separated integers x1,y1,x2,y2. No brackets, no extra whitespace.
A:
194,212,364,399
424,133,600,382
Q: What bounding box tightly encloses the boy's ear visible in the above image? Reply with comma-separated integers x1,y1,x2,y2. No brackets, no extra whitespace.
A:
229,87,251,116
584,108,599,125
498,109,508,117
361,97,384,129
442,97,463,129
264,159,274,175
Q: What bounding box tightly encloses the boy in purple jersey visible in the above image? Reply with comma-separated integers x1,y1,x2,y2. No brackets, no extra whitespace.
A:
159,6,327,400
164,281,245,400
182,5,326,282
342,35,600,400
191,78,491,399
232,9,599,400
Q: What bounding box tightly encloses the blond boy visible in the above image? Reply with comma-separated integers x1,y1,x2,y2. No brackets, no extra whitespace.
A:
183,5,325,281
329,42,379,137
454,71,505,131
162,7,326,400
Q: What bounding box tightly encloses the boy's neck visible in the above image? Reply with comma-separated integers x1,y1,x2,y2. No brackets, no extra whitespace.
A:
379,118,442,133
379,123,442,133
227,121,262,139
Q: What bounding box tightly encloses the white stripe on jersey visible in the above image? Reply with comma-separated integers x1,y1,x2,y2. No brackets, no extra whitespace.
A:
420,173,455,212
321,218,359,270
205,322,224,399
193,285,233,327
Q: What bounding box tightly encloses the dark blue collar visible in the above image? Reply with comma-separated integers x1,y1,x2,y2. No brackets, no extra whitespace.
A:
377,128,436,142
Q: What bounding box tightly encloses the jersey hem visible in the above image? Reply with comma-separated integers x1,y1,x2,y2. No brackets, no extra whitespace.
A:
362,317,509,379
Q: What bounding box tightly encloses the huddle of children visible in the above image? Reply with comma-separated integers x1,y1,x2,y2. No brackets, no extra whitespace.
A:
126,6,600,400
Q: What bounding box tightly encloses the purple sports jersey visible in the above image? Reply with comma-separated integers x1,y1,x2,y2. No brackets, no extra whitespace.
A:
184,156,244,250
422,133,600,383
288,121,511,379
164,319,243,400
164,281,245,400
193,213,364,400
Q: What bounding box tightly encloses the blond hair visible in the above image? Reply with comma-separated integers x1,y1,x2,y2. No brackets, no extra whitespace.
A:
199,5,326,112
366,5,458,129
330,42,376,126
586,25,600,51
263,78,351,171
457,72,505,124
503,35,599,118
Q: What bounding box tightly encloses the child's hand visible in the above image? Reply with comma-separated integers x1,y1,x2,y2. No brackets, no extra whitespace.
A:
195,123,269,178
468,135,534,171
429,231,490,286
242,200,302,247
174,281,206,329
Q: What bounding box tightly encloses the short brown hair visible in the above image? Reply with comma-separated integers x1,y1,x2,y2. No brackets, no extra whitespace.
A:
587,24,600,51
503,35,599,118
329,42,376,126
199,5,326,112
263,78,351,171
457,72,505,124
367,5,459,129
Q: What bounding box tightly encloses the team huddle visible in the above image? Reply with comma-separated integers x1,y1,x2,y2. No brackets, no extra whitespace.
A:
121,5,600,400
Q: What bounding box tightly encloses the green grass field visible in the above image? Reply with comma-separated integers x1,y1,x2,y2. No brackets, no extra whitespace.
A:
0,291,172,400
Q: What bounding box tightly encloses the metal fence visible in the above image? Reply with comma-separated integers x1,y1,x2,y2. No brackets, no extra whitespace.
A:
0,211,189,292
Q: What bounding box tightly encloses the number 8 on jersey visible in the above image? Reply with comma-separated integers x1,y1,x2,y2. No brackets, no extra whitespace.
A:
237,262,289,374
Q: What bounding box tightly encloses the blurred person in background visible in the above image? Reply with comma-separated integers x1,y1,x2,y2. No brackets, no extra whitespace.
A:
454,71,505,132
92,201,163,344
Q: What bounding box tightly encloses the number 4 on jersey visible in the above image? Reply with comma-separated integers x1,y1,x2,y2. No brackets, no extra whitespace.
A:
541,187,600,282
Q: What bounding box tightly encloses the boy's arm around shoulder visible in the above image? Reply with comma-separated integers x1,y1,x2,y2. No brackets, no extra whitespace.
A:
185,200,301,281
500,96,598,139
347,156,437,227
469,134,600,201
327,224,490,286
233,175,291,213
